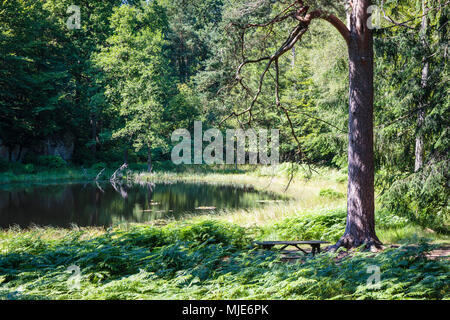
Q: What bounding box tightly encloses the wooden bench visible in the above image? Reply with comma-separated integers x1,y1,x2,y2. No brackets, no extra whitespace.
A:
254,240,330,256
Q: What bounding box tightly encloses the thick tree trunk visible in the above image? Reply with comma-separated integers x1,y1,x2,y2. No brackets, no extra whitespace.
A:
147,142,152,173
334,0,381,250
414,0,429,172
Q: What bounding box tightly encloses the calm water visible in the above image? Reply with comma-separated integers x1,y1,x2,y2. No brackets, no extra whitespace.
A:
0,181,284,228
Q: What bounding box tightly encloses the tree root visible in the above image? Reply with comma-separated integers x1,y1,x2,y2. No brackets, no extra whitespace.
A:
327,234,384,253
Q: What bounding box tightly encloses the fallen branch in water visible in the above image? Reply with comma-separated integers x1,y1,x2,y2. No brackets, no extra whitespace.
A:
110,163,128,182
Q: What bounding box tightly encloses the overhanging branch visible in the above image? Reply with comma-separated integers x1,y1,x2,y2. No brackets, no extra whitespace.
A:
295,9,350,46
222,2,350,162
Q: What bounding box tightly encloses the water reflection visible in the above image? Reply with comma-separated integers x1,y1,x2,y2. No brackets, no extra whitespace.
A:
0,181,284,228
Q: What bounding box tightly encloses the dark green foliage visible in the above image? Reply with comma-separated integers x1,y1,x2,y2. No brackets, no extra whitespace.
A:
23,164,36,174
381,159,449,233
0,0,72,154
0,158,8,172
262,210,347,242
90,162,107,172
37,156,66,169
373,1,449,231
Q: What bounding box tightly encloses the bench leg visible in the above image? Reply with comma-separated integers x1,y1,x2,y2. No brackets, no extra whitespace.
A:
311,244,321,256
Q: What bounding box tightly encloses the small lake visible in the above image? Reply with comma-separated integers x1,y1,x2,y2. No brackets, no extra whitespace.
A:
0,181,285,228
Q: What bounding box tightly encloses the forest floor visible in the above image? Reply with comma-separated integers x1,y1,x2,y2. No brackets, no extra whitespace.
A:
426,246,450,260
0,164,449,299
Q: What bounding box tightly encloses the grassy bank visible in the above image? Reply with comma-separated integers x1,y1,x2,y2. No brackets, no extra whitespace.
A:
134,165,348,226
133,166,448,245
0,168,100,185
1,220,448,300
1,164,449,299
1,164,447,246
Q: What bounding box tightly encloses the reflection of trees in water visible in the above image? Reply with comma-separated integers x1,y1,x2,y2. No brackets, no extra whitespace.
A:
110,179,130,199
0,182,282,228
0,184,76,228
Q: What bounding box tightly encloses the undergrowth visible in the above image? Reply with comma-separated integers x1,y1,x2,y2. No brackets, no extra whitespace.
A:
1,218,448,300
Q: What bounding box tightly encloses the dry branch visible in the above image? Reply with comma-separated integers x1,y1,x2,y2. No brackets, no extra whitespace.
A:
221,2,350,164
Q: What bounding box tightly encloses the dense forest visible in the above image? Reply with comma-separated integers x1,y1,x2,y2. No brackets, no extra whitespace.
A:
0,1,449,229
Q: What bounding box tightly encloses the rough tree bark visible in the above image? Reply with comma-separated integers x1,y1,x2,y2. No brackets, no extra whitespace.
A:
414,108,425,172
334,0,382,250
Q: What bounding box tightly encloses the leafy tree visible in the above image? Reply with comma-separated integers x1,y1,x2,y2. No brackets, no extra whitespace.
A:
0,0,71,160
373,0,449,232
202,0,382,249
161,0,224,82
96,1,173,172
43,0,123,163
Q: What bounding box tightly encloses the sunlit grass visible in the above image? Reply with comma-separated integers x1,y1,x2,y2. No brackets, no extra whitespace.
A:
135,166,347,226
133,167,448,245
376,225,450,245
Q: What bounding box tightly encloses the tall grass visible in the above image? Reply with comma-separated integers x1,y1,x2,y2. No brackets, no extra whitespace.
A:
133,166,447,245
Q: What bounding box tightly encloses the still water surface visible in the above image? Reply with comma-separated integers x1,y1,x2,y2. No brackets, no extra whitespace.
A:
0,181,284,228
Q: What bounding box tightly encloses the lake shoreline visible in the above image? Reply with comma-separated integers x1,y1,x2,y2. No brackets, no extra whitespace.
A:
1,167,449,300
0,166,447,243
0,178,285,229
